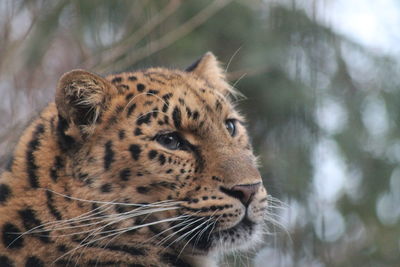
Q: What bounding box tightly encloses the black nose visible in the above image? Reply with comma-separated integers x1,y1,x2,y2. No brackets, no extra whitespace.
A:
220,182,261,206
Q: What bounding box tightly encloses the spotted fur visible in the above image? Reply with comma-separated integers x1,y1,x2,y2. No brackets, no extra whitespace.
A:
0,52,268,266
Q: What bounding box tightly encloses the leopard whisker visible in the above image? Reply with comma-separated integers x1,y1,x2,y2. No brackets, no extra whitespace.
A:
43,206,182,237
170,218,210,251
263,213,287,230
78,209,186,246
262,214,292,245
32,199,183,240
156,216,204,247
19,207,119,236
87,214,193,267
23,203,115,235
53,215,186,265
231,72,247,89
145,213,201,244
207,213,222,242
192,214,217,252
12,204,181,254
42,188,183,207
123,92,170,114
225,46,242,74
266,195,288,208
5,201,117,249
96,214,195,261
177,218,215,258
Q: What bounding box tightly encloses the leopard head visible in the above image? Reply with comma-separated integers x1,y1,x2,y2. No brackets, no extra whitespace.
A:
55,52,268,259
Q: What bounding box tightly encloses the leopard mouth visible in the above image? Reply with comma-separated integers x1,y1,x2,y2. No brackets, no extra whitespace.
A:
173,215,257,253
199,217,256,250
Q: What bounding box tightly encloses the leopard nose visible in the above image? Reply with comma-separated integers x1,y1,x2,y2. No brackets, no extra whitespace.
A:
220,182,261,206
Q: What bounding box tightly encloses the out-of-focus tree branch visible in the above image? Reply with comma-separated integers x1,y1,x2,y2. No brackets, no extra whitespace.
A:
85,0,182,68
94,0,232,72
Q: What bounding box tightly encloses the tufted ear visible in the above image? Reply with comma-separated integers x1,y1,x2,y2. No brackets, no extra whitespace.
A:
186,52,232,95
55,69,117,135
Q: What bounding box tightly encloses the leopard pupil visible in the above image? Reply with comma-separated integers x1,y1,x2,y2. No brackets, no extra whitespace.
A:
165,136,173,144
225,120,236,136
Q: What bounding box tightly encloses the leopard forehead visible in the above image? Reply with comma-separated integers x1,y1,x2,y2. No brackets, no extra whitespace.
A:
105,68,241,129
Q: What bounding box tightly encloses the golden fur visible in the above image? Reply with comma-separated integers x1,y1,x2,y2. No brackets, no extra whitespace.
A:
0,52,267,266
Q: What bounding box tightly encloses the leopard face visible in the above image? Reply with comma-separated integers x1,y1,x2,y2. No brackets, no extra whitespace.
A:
0,52,267,266
58,53,267,253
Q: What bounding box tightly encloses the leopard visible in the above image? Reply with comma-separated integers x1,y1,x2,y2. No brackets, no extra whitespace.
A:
0,52,268,266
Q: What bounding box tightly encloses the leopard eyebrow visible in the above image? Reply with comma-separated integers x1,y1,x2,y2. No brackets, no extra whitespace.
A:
224,116,245,124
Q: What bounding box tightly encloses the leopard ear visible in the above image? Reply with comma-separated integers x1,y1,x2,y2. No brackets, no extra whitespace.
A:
186,52,231,95
55,69,117,135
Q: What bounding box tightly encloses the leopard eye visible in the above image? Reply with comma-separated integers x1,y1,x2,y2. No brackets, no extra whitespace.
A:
155,132,182,150
225,119,237,137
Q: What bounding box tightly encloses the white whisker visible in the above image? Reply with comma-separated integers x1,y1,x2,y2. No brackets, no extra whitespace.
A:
177,219,214,258
53,215,185,265
225,46,242,73
41,188,182,207
123,92,170,114
157,216,204,247
50,206,182,238
145,215,198,244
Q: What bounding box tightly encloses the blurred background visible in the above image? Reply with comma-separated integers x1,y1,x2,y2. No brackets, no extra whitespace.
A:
1,0,400,266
